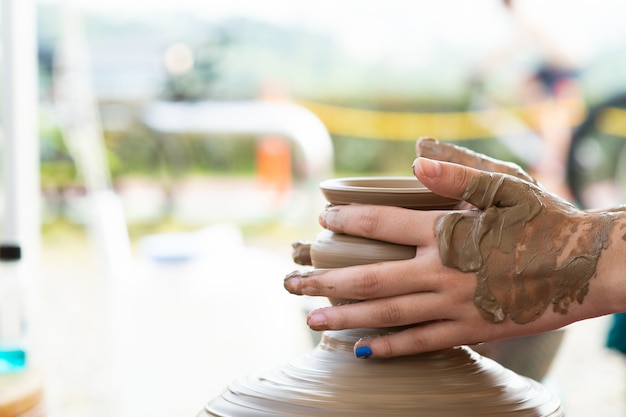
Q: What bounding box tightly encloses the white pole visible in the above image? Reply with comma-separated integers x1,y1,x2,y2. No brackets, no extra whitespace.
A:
53,3,132,277
1,0,40,261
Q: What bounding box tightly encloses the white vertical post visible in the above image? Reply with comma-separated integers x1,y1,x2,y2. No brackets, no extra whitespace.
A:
53,3,132,277
1,0,40,261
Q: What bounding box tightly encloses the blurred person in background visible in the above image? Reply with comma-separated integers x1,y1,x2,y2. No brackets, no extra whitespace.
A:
470,0,584,199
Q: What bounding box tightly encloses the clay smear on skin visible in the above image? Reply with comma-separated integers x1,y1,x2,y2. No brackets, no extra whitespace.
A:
436,172,618,324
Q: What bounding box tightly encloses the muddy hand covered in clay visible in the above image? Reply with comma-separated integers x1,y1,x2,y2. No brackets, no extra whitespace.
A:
285,138,626,357
437,166,619,324
419,137,621,324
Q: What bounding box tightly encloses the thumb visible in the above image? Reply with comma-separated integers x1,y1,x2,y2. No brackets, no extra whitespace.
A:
413,157,481,201
413,157,538,211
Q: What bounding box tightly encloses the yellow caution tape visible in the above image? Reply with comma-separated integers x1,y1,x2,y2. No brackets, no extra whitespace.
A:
296,98,586,141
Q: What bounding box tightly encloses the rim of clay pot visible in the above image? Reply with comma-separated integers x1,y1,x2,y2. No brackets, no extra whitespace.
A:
319,176,459,209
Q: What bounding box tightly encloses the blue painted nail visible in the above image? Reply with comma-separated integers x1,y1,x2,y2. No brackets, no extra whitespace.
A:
355,346,372,358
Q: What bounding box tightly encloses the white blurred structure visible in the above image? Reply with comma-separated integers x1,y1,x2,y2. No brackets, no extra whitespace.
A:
52,3,132,277
1,0,39,264
143,100,334,186
142,100,335,225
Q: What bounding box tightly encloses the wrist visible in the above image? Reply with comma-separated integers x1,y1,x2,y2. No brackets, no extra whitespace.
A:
591,210,626,315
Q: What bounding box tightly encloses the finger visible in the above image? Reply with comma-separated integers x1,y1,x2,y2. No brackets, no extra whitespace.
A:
319,204,443,246
414,157,537,211
305,292,452,331
357,306,574,358
284,254,442,300
416,137,536,184
354,320,484,358
412,157,481,201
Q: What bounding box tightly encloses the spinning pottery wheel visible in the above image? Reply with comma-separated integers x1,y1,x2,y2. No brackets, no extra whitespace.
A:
199,177,564,417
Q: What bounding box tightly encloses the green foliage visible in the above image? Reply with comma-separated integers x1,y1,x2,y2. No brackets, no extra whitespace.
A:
103,127,259,180
40,113,78,189
333,137,416,176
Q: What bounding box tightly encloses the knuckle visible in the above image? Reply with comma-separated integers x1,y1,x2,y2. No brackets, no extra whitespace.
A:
376,337,395,359
375,329,437,357
374,302,403,325
354,270,382,299
408,332,432,353
356,209,382,236
302,278,326,296
452,164,475,191
324,309,348,330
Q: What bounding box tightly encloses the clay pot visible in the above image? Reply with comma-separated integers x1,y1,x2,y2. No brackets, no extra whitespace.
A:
199,177,564,417
200,329,563,417
316,177,566,382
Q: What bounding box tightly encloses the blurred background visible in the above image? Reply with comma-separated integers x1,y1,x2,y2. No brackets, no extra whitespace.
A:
2,0,626,416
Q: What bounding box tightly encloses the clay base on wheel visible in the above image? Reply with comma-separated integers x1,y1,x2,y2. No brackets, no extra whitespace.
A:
199,329,563,417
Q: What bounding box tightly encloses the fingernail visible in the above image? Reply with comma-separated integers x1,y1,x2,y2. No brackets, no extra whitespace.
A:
284,270,311,294
283,275,300,293
307,311,327,327
285,269,329,296
417,137,441,156
319,210,327,228
414,157,441,178
355,345,372,358
319,206,337,228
